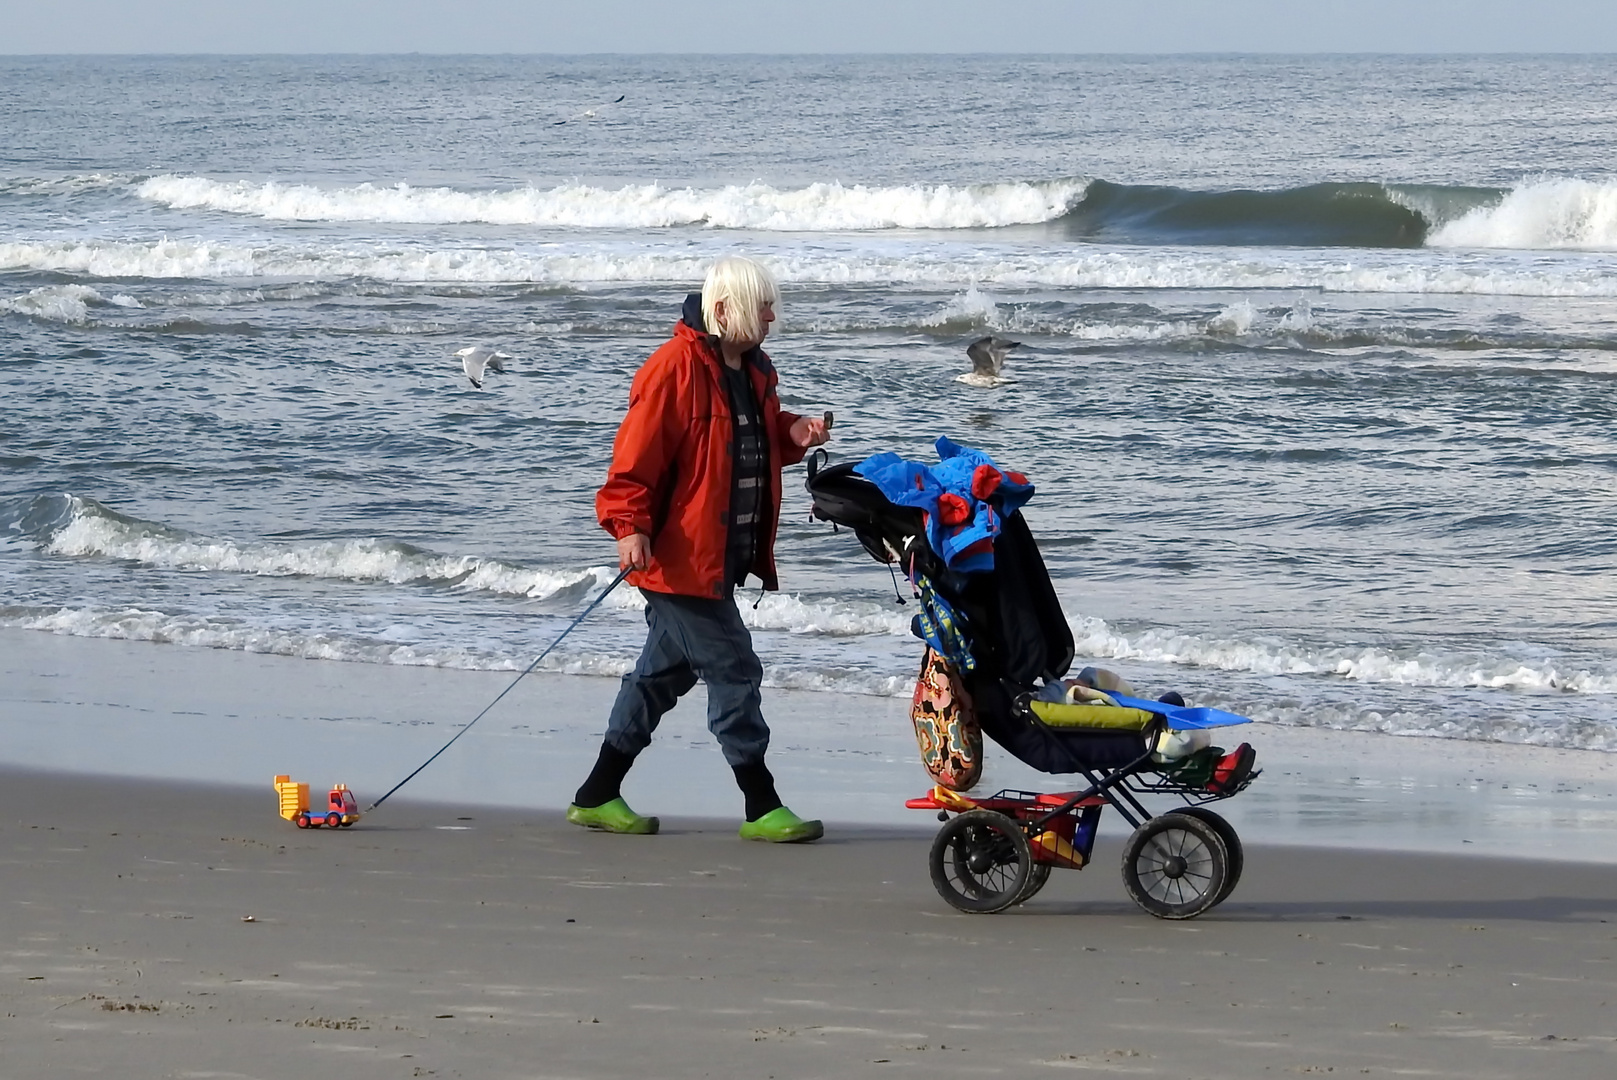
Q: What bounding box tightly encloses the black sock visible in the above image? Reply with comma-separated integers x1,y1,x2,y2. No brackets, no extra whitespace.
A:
573,743,636,808
732,760,783,822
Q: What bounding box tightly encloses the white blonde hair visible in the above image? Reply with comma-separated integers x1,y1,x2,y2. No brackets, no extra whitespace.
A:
701,256,780,345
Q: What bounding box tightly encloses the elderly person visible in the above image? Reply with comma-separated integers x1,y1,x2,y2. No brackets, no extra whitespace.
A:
566,256,832,842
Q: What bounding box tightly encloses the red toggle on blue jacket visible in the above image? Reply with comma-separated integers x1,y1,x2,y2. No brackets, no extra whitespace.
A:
853,437,1034,572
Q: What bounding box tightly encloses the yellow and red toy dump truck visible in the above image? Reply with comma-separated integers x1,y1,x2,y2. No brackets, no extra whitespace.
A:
274,775,360,829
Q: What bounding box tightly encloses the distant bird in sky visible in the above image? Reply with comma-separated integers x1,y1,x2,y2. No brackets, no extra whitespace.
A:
957,336,1020,387
456,345,510,389
554,94,626,125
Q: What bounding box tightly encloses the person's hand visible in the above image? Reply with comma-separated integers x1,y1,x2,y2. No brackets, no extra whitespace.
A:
617,533,651,570
790,414,831,448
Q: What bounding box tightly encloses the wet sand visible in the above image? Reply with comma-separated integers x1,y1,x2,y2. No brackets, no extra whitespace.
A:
6,628,1617,861
4,767,1617,1079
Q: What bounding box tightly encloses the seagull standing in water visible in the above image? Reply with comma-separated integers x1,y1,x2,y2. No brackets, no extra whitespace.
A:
957,336,1020,387
456,345,511,389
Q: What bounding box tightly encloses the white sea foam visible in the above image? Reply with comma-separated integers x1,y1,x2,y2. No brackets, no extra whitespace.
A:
1232,697,1617,751
0,283,106,323
40,500,916,640
927,284,1002,325
1206,301,1258,335
7,237,1616,298
1068,614,1617,695
6,602,1613,749
134,175,1090,231
0,173,132,197
0,604,916,698
33,498,1617,698
44,502,601,600
1429,178,1617,251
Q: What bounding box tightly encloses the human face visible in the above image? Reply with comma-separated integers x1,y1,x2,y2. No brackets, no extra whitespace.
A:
714,298,775,349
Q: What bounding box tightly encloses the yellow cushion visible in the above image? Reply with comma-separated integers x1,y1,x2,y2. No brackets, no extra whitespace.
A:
1029,699,1155,731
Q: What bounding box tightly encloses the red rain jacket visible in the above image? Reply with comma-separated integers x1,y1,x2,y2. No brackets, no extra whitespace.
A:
596,318,805,598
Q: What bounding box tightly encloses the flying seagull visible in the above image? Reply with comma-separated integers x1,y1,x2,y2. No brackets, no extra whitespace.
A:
456,345,511,389
956,336,1020,388
554,94,626,125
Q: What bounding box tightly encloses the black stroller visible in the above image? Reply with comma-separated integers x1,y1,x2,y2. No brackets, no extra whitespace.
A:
805,453,1258,919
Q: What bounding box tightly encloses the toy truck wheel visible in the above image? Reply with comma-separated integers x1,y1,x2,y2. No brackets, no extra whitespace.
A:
295,813,311,829
339,819,353,827
325,812,342,828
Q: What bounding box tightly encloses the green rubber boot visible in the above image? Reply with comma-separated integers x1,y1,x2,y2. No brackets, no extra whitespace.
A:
739,806,824,843
566,798,659,835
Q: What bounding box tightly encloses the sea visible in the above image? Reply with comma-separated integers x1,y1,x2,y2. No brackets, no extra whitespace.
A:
2,54,1615,759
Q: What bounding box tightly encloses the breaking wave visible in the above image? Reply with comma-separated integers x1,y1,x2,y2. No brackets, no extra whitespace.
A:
1052,177,1615,251
1427,177,1617,250
12,171,1614,251
5,238,1617,297
1067,613,1617,697
134,174,1089,231
13,493,1613,700
0,283,140,323
0,603,917,697
12,494,915,638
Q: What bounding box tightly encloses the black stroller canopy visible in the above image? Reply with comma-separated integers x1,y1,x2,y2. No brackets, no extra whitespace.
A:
805,455,1160,774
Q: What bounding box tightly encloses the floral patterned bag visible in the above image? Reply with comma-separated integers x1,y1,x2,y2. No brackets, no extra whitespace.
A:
909,647,983,790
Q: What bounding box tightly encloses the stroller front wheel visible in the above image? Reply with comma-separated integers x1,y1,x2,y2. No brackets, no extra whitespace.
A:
1122,813,1230,920
1163,806,1244,906
929,810,1033,914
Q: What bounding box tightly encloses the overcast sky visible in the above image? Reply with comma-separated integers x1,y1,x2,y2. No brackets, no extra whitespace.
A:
3,0,1616,54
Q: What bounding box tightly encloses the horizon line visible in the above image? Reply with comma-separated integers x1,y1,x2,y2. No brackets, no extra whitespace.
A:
4,49,1617,58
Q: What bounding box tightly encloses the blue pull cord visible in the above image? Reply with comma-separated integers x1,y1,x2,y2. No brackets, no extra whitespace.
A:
365,565,633,813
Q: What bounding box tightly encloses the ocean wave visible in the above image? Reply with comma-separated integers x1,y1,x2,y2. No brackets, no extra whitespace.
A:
21,171,1617,252
20,495,916,638
1427,177,1617,251
0,604,912,697
35,493,606,599
0,172,133,198
1069,614,1617,695
1238,697,1617,752
0,283,140,324
5,603,1613,750
22,493,1615,698
1053,175,1612,252
6,237,1617,297
2,603,528,670
1056,180,1436,248
911,291,1617,352
134,174,1090,231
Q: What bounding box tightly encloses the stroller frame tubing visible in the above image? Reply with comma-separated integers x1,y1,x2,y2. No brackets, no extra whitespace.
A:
1027,747,1159,834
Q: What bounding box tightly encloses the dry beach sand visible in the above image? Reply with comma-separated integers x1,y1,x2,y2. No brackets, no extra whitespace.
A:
4,628,1617,1077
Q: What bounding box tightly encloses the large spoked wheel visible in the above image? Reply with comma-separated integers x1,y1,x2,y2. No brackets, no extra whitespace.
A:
1015,861,1053,905
1122,813,1229,920
1166,807,1244,906
929,810,1032,914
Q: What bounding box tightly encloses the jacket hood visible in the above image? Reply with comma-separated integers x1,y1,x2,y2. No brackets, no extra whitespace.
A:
681,292,706,333
678,290,770,373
